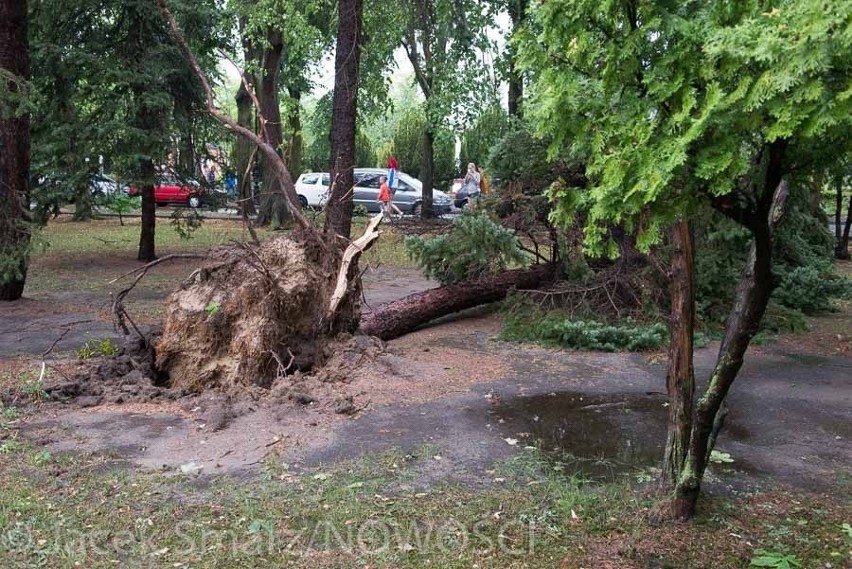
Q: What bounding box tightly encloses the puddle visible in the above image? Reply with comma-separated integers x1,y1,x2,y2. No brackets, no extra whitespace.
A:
491,392,670,480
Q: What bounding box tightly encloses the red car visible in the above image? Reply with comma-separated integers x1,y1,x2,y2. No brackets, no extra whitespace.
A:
128,176,205,208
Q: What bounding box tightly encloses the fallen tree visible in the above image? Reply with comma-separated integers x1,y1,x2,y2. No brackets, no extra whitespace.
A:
150,3,379,391
360,262,557,341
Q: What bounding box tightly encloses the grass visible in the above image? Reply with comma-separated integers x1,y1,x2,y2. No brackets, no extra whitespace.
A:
22,216,418,323
0,436,848,568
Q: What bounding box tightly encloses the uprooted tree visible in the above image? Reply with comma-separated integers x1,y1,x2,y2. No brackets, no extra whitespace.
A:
520,0,851,519
151,1,380,391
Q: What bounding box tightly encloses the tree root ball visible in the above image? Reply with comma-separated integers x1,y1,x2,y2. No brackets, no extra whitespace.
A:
155,234,360,392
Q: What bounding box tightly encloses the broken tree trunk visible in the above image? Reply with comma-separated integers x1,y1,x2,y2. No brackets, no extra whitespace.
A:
360,263,557,341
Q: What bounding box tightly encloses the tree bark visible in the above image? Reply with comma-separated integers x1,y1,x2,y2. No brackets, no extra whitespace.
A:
661,219,695,487
672,177,789,520
0,0,31,301
419,127,434,218
834,175,850,260
234,79,256,216
507,0,527,118
254,30,292,229
285,86,304,179
137,158,157,262
360,263,556,341
326,0,363,240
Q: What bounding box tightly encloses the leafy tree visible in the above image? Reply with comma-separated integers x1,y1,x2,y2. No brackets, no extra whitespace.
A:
0,0,31,300
400,0,495,216
521,0,851,518
28,0,223,261
459,105,511,174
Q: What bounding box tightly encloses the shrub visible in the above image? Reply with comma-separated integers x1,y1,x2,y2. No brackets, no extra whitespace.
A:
772,265,852,314
405,213,528,285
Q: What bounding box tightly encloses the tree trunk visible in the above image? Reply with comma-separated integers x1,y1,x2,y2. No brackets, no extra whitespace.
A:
419,127,434,218
507,0,527,118
234,80,256,216
360,263,556,341
835,176,850,260
254,30,292,229
137,158,157,262
672,178,789,520
0,0,31,301
661,219,695,487
285,86,304,179
326,0,363,240
842,195,852,260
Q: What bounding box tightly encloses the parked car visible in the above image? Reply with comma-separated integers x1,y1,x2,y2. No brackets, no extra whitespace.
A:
128,175,216,208
453,185,480,209
295,168,453,215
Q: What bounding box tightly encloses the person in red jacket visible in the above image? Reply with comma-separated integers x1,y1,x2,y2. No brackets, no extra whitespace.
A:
387,156,399,188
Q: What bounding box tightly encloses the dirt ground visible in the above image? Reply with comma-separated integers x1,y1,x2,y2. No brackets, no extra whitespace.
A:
1,252,849,498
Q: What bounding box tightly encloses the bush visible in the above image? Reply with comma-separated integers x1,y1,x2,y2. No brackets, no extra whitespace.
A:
405,213,528,285
772,265,852,314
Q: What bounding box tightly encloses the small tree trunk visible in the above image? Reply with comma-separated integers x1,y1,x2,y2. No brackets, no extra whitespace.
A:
360,263,556,340
842,194,852,259
254,30,293,229
835,175,850,260
507,0,527,118
326,0,363,240
420,127,434,218
285,86,304,179
661,219,695,487
137,158,157,262
0,0,31,301
672,179,789,519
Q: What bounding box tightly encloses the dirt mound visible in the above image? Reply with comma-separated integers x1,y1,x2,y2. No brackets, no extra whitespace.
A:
38,336,174,407
154,235,360,392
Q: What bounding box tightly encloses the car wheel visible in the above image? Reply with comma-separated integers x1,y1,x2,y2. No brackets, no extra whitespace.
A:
189,195,201,208
412,202,422,217
460,199,469,210
298,195,308,208
156,202,166,208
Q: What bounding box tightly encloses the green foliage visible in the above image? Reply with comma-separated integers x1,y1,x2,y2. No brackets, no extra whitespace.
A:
169,208,203,240
501,310,668,352
388,107,456,188
77,337,120,360
695,181,850,332
459,105,511,171
29,0,225,206
749,549,801,568
487,121,556,193
205,301,221,316
520,0,852,255
104,193,142,221
405,213,527,285
773,266,852,314
304,93,380,171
